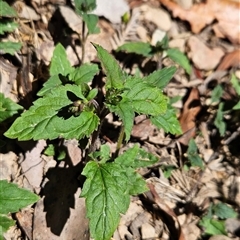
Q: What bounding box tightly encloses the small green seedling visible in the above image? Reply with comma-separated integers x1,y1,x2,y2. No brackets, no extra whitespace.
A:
199,202,237,236
0,0,22,54
117,35,192,75
4,42,181,240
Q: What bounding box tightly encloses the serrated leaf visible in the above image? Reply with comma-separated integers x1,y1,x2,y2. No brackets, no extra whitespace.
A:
156,34,169,50
187,139,204,168
69,63,99,85
0,214,15,240
5,85,99,140
93,44,125,90
211,85,223,103
143,66,177,89
82,13,100,34
166,48,191,75
107,101,134,141
0,20,18,34
123,167,148,195
44,144,55,156
80,161,130,240
162,165,176,178
0,0,17,17
74,0,96,14
214,102,226,136
0,180,39,214
123,77,168,116
230,74,240,96
50,43,73,76
90,144,111,163
0,41,22,55
37,75,62,96
151,106,182,135
115,144,158,168
0,93,23,123
117,42,152,57
213,203,237,219
199,217,227,236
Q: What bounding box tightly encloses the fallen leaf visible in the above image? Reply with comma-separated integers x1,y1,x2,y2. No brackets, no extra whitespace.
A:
18,140,46,193
148,183,185,240
93,0,129,24
217,49,240,71
140,4,172,32
131,119,155,140
187,36,224,70
158,0,240,44
16,210,34,240
178,88,201,145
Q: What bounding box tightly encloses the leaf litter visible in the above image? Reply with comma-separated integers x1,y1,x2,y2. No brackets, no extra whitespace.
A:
1,0,240,239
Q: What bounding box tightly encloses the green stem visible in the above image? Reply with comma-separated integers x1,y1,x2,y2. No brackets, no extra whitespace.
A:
81,21,88,63
115,125,125,158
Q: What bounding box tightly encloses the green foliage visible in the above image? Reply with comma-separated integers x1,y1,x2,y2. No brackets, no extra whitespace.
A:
231,74,240,109
50,43,73,76
0,42,22,55
0,180,39,239
186,139,204,168
117,35,191,75
211,85,223,103
0,214,15,240
74,0,97,14
69,63,99,84
199,202,237,236
81,145,158,240
0,20,18,34
200,217,227,236
151,106,182,135
0,93,23,122
212,203,237,219
0,0,17,17
231,74,240,96
93,43,125,90
143,66,177,89
74,0,99,34
5,85,99,140
214,102,226,136
82,13,100,34
0,0,22,55
4,43,180,240
117,42,152,57
166,48,191,75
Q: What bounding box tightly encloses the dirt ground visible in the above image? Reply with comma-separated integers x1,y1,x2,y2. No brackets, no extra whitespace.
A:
1,0,240,239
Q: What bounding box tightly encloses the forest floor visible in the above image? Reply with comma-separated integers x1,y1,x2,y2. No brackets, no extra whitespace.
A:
1,0,240,239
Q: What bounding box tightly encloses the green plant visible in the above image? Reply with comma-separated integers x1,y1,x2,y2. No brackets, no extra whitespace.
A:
0,94,39,239
0,0,22,55
199,202,237,236
116,35,192,75
0,180,39,240
73,0,100,62
4,42,181,240
211,74,240,136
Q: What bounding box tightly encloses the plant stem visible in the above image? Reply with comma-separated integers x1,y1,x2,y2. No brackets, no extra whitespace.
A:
115,125,125,158
81,21,87,63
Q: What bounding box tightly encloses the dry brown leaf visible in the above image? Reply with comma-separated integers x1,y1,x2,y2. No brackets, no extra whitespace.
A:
217,49,240,71
158,0,240,44
148,183,185,240
131,119,155,140
178,88,201,145
16,210,34,240
187,36,224,70
19,140,46,193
